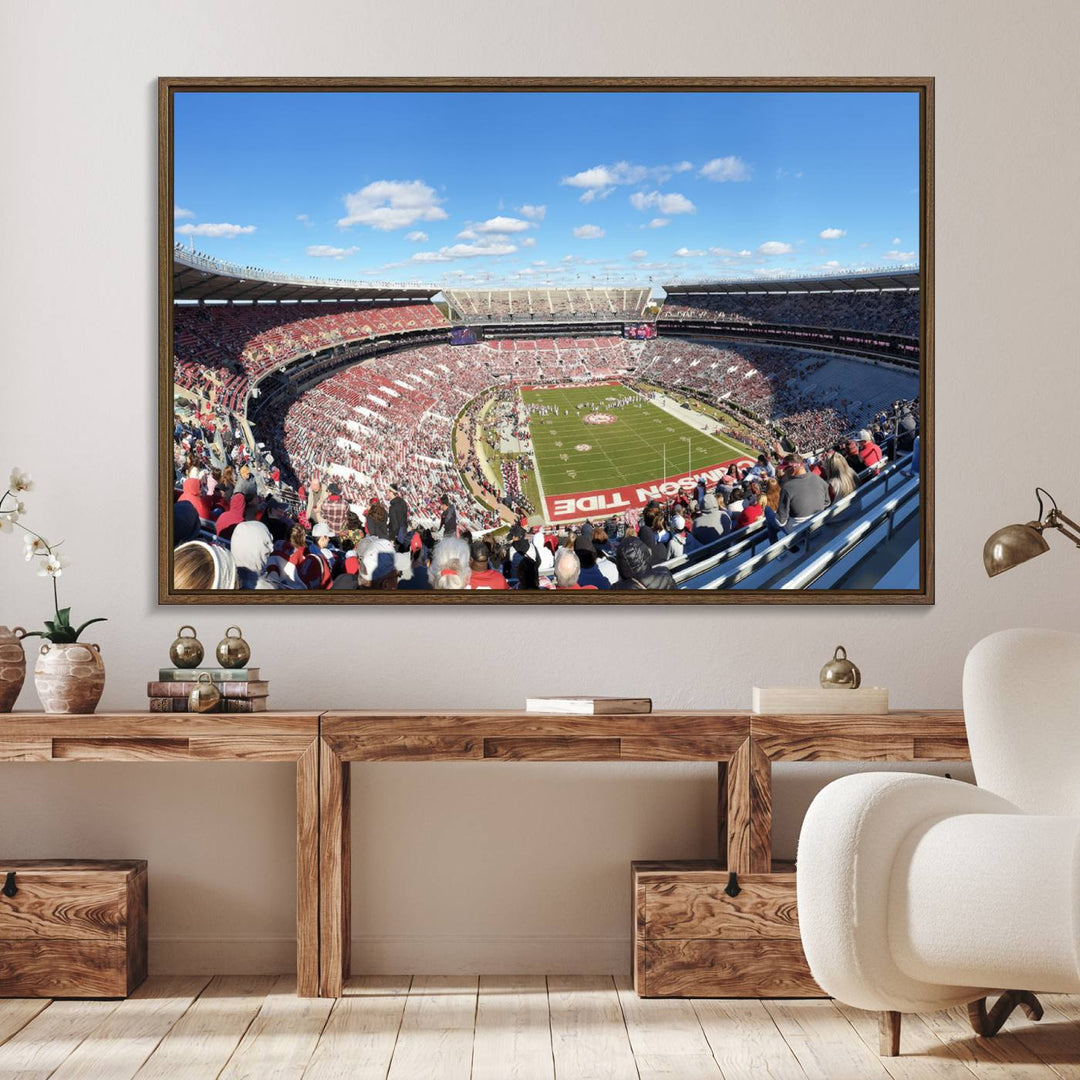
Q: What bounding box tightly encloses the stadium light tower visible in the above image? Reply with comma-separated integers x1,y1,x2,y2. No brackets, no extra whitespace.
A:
984,488,1080,577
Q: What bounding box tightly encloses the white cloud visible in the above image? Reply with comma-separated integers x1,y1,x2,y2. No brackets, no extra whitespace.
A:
174,205,195,220
673,247,706,258
411,241,518,263
757,240,793,256
405,230,428,243
629,249,648,260
518,204,547,221
738,250,752,257
561,160,695,203
337,179,447,231
629,191,696,215
884,249,916,260
474,215,531,234
175,222,256,239
699,156,752,182
709,247,738,257
296,213,310,223
819,227,846,240
456,228,478,240
306,244,359,259
822,260,842,268
573,224,605,240
532,260,547,266
521,236,537,248
645,218,670,229
892,236,902,245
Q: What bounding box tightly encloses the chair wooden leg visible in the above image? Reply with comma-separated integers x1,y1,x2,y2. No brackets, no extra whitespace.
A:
879,1010,902,1056
968,991,1044,1038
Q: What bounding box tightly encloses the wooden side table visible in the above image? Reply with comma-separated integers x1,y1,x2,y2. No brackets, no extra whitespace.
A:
318,709,750,997
0,712,321,997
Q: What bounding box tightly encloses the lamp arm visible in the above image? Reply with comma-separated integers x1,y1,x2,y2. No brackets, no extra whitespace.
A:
1047,509,1080,548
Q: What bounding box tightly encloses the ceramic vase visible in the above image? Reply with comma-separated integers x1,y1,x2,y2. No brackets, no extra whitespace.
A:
34,642,106,714
0,626,27,712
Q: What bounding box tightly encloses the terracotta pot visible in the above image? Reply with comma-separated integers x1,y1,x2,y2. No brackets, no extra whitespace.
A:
34,642,106,715
0,626,27,713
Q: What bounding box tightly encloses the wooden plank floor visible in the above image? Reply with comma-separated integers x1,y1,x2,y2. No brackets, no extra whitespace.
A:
1,977,1078,1079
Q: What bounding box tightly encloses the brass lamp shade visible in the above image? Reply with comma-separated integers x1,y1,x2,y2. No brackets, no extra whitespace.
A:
983,522,1050,577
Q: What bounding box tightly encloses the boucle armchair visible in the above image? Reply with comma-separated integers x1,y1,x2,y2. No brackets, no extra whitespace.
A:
797,628,1080,1055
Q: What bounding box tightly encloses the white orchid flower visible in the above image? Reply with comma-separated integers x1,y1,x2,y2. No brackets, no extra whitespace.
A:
8,468,34,493
23,534,49,560
0,512,14,534
38,553,69,578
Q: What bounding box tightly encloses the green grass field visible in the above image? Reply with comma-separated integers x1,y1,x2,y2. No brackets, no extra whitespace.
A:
521,382,755,499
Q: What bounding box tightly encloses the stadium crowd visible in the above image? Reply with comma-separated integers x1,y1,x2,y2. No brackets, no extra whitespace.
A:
171,286,920,594
172,397,916,593
660,289,918,337
444,287,649,321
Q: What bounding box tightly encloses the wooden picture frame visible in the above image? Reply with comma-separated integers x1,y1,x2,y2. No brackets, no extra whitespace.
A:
159,76,933,604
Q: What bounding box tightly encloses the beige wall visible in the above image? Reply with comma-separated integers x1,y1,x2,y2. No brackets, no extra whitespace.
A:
2,0,1077,973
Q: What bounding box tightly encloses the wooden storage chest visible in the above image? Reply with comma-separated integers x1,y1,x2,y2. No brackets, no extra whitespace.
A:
632,860,822,998
0,859,148,998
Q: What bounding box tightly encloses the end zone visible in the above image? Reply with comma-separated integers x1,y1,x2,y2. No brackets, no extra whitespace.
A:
544,457,755,524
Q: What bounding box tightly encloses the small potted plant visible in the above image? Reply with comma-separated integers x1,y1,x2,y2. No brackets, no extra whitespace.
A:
1,468,108,714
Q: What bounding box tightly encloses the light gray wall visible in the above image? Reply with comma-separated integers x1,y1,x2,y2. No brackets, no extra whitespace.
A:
2,0,1077,972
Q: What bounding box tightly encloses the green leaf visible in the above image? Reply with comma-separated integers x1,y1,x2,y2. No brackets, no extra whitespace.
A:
55,607,71,627
43,620,57,635
72,617,107,642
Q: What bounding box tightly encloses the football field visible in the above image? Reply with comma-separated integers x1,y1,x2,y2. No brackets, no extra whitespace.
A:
521,383,756,519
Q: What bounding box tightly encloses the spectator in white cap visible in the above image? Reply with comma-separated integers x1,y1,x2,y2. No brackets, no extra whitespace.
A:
856,428,885,470
667,513,701,560
310,521,339,587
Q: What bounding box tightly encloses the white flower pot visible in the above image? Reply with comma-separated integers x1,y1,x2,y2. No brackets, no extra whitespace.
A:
34,642,106,714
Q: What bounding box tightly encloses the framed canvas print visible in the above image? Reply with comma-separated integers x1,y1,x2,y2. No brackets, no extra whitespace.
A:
159,77,933,604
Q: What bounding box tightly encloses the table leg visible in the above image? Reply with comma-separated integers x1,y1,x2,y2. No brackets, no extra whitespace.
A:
726,738,772,874
717,760,728,869
319,738,351,997
296,738,320,997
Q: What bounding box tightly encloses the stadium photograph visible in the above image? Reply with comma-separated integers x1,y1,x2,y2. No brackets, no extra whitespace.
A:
160,78,931,602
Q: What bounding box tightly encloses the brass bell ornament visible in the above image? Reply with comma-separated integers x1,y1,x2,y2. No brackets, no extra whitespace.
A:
216,626,251,669
169,625,204,669
820,645,861,689
188,672,221,713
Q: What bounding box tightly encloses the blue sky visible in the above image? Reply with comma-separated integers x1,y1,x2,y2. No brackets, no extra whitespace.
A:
174,90,920,289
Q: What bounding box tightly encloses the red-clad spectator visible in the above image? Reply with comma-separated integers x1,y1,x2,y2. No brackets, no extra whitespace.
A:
737,496,765,530
215,492,247,539
317,482,350,536
177,475,212,522
856,429,885,469
467,541,509,590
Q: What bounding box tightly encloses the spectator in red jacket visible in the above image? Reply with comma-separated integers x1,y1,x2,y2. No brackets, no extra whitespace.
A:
737,494,765,530
178,475,212,522
856,429,885,470
215,492,247,539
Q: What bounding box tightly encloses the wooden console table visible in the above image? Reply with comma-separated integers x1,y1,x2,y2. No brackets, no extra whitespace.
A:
1,708,971,999
0,712,321,997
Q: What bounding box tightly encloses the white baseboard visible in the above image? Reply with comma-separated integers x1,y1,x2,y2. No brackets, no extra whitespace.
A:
149,934,630,975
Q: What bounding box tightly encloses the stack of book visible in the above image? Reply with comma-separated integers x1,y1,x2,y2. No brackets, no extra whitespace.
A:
148,668,269,713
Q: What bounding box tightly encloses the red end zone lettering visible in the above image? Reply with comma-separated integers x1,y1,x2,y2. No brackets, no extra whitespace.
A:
544,457,755,524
